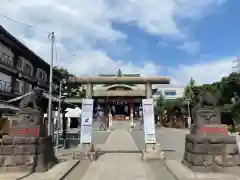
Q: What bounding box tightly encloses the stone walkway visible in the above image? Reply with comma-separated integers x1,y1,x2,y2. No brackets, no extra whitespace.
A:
80,129,157,180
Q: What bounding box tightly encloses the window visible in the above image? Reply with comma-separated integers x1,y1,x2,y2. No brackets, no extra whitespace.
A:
22,82,32,93
0,52,13,67
15,81,20,92
17,58,22,69
25,64,32,76
164,90,177,96
43,73,47,81
0,80,11,92
39,70,43,79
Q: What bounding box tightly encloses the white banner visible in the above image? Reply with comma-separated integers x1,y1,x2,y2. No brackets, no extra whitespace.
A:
80,99,94,144
80,125,92,143
81,99,94,126
142,99,156,144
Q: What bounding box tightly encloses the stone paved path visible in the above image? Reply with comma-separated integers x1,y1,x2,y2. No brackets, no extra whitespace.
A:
80,129,157,180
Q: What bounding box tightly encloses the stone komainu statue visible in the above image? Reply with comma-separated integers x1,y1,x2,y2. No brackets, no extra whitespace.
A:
18,88,46,125
19,88,44,110
196,90,218,107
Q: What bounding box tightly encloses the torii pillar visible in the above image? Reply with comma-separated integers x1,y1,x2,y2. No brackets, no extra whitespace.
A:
142,82,165,160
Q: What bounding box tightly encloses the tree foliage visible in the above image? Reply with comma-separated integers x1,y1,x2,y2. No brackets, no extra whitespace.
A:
52,66,85,97
155,72,240,123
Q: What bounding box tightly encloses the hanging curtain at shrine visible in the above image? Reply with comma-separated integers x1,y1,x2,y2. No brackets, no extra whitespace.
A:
112,105,115,113
124,106,128,113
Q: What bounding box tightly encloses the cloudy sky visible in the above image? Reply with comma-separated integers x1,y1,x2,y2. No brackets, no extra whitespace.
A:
0,0,239,85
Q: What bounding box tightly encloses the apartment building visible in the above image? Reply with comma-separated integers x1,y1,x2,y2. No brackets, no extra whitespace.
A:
0,25,50,101
153,84,185,100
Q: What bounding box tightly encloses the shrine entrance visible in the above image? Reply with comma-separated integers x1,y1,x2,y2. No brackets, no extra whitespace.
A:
67,73,170,121
110,101,130,116
95,97,142,120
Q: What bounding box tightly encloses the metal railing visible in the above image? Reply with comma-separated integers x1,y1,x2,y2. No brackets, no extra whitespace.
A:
0,52,13,68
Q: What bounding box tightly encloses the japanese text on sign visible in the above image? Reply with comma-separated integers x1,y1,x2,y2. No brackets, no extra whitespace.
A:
80,99,94,144
142,99,156,144
199,127,227,135
10,126,40,137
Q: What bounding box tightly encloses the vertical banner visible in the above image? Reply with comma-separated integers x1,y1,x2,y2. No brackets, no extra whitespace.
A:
80,99,94,144
142,99,156,144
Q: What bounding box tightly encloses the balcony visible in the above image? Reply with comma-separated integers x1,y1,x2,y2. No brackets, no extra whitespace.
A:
0,52,17,74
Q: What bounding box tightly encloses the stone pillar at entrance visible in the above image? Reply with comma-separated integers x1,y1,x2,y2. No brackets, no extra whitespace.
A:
86,83,93,98
142,96,165,160
145,82,152,98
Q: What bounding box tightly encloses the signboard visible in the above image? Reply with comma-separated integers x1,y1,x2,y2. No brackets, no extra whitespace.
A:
80,99,94,144
10,125,40,137
81,99,94,126
142,99,156,144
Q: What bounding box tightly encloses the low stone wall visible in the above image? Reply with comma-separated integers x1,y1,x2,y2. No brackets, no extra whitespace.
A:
0,136,57,172
182,134,240,172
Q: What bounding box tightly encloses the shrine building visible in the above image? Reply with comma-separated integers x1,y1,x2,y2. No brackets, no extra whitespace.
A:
67,69,171,120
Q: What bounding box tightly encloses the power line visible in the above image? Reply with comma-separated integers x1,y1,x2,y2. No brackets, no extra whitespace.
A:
0,14,50,34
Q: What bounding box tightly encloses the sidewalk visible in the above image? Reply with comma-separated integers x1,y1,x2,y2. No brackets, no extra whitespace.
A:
80,129,156,180
0,148,80,180
0,160,79,180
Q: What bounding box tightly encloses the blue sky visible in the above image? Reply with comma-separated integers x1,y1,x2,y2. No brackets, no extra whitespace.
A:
0,0,239,85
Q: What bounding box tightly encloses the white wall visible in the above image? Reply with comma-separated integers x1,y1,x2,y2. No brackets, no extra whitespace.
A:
153,84,185,100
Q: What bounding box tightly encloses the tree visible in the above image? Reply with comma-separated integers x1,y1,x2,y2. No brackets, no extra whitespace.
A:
52,66,85,97
53,66,75,85
183,78,195,100
192,72,240,125
155,92,165,114
183,77,199,109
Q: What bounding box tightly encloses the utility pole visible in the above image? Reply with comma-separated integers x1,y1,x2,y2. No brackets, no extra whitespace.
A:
47,32,55,136
56,80,62,151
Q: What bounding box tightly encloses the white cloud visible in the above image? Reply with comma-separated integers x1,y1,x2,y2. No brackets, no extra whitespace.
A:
169,57,235,85
0,0,228,81
178,41,200,54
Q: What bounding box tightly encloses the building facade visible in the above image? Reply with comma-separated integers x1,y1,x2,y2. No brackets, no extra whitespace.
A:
0,25,50,101
152,84,185,100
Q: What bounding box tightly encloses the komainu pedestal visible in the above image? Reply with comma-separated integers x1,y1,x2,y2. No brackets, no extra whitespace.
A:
182,91,240,173
0,136,57,172
0,89,57,172
182,134,240,172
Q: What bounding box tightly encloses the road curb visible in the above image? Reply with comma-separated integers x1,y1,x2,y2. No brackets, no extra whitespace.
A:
58,160,80,180
163,158,182,180
46,160,80,180
163,159,240,180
